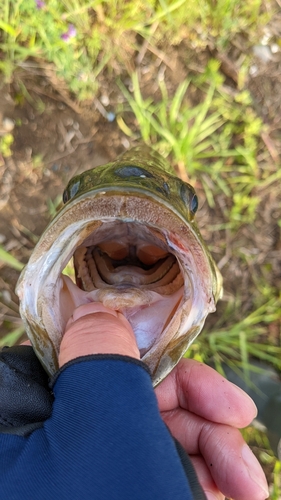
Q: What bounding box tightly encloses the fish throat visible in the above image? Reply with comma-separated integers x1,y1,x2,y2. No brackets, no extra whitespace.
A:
75,224,182,292
70,220,185,358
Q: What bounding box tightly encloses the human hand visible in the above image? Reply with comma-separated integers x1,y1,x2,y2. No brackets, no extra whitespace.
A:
59,303,140,367
17,306,269,500
155,359,269,500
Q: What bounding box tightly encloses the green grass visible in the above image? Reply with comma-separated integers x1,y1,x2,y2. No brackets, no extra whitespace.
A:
0,325,25,347
117,66,264,226
186,295,281,370
0,132,14,157
0,0,269,99
0,245,24,271
242,426,281,499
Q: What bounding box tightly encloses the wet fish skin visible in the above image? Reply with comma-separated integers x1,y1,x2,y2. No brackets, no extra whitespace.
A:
63,146,199,223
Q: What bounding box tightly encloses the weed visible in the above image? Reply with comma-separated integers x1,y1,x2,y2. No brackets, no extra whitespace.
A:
241,426,281,499
186,294,281,373
0,325,25,347
272,460,281,499
47,194,63,218
0,0,269,99
0,245,24,271
118,67,264,230
0,133,13,156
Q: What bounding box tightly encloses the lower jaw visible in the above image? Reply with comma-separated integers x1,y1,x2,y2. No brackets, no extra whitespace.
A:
59,273,183,357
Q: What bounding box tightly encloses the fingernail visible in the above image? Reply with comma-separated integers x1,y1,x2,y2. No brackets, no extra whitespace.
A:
242,445,269,498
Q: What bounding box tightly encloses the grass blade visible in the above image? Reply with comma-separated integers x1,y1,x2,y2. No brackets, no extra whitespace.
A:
0,246,24,271
0,325,25,347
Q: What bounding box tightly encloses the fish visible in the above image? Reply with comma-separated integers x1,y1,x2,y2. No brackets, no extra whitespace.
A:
16,146,223,386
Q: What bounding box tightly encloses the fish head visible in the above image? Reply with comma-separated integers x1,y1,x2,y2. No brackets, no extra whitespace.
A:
16,146,223,385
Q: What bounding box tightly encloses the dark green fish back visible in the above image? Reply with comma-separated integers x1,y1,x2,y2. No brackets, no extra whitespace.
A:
116,145,175,175
62,146,199,223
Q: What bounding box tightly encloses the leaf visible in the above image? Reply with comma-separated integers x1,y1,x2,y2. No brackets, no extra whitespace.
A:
0,246,24,271
0,20,17,37
0,325,25,347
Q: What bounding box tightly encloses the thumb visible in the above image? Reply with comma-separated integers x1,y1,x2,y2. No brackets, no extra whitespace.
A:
59,303,140,368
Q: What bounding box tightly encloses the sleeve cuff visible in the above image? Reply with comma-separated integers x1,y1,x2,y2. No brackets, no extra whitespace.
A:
50,353,151,388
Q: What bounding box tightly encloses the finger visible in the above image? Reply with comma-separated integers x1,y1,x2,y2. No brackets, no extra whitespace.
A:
66,303,117,328
65,302,133,332
199,425,269,500
189,456,224,500
155,359,257,427
162,409,269,500
59,303,140,367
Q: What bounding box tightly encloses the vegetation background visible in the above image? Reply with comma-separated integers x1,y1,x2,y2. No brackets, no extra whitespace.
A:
0,0,280,496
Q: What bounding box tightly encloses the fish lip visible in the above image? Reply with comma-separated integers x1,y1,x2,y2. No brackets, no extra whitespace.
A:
61,183,196,224
16,189,219,382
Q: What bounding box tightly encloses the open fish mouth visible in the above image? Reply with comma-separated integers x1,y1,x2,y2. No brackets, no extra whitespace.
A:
71,220,185,358
16,147,222,385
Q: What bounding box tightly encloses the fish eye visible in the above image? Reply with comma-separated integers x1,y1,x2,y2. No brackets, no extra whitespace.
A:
190,194,198,215
179,183,198,215
62,179,80,204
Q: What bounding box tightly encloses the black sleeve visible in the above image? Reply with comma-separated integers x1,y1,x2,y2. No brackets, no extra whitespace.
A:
0,345,53,434
174,437,206,499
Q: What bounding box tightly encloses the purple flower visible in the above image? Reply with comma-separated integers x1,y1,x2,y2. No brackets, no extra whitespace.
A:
35,0,45,8
61,25,77,41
